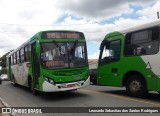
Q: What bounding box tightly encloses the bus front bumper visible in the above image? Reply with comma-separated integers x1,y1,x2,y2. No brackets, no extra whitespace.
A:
42,77,90,92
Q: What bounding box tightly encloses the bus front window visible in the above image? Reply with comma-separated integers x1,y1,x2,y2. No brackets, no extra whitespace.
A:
67,42,87,68
41,42,87,69
100,40,121,64
41,43,69,69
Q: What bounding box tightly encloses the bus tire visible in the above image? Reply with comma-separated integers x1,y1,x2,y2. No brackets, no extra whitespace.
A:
13,76,18,87
92,79,97,85
126,75,147,97
0,79,2,84
30,78,39,95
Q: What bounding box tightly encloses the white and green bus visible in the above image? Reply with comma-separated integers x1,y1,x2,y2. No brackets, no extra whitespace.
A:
97,20,160,97
6,30,90,94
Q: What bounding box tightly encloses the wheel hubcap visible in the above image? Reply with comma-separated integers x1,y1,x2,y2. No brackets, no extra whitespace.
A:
130,80,141,92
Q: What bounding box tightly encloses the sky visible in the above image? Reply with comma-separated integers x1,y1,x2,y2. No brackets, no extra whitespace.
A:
0,0,159,59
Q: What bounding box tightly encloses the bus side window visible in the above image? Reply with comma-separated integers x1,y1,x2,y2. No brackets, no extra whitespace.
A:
14,53,17,64
20,48,24,63
124,27,159,56
24,45,31,62
28,45,31,61
17,51,20,64
24,46,27,61
11,55,13,65
12,54,14,65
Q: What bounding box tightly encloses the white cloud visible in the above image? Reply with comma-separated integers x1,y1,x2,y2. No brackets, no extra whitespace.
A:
0,0,63,55
0,0,159,58
0,49,5,57
137,1,160,18
57,0,152,20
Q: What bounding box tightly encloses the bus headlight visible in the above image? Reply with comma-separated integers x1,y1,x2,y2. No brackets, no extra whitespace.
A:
44,77,55,85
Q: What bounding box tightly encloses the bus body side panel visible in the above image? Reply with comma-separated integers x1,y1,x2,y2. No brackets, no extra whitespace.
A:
11,62,30,87
21,62,30,87
141,54,160,91
120,56,158,91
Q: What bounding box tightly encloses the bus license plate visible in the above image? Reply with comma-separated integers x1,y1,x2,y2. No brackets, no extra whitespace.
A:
67,84,76,88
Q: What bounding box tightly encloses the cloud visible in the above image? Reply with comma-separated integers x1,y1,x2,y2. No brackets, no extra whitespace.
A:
0,0,63,56
57,0,153,20
0,0,159,58
137,1,160,18
0,49,5,57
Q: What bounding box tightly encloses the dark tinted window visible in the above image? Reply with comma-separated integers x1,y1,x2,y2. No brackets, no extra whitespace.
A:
13,53,16,64
20,48,24,63
100,40,121,64
24,45,31,62
17,51,20,64
124,27,159,56
11,55,13,65
131,30,152,44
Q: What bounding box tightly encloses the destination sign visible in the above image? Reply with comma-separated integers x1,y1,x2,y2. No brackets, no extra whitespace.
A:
42,32,84,39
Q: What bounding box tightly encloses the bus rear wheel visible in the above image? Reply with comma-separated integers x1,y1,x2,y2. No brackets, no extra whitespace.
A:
126,75,147,97
29,78,39,95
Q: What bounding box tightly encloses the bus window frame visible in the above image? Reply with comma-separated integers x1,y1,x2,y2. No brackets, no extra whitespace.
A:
20,48,25,63
124,26,160,57
24,44,31,62
40,42,88,69
11,55,13,65
14,52,17,65
99,39,121,65
16,51,20,64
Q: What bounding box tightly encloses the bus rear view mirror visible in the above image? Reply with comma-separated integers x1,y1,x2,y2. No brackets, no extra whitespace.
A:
100,40,105,50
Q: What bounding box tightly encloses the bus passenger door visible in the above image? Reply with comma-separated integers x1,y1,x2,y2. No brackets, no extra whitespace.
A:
31,42,40,88
98,38,122,86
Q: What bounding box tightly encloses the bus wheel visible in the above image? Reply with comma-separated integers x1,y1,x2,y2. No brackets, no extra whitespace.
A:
126,75,147,97
30,79,39,95
0,79,2,84
13,77,18,87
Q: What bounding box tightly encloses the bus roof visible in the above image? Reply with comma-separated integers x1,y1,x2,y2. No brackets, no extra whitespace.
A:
105,19,160,39
38,30,82,33
120,19,160,34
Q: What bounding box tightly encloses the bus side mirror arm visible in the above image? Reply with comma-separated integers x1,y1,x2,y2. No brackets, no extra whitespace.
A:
100,40,105,50
100,40,109,50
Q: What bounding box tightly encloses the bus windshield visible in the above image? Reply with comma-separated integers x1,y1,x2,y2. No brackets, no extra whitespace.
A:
100,40,121,64
41,42,87,69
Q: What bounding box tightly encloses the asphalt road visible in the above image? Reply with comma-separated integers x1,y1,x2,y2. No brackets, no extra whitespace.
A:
0,81,160,116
